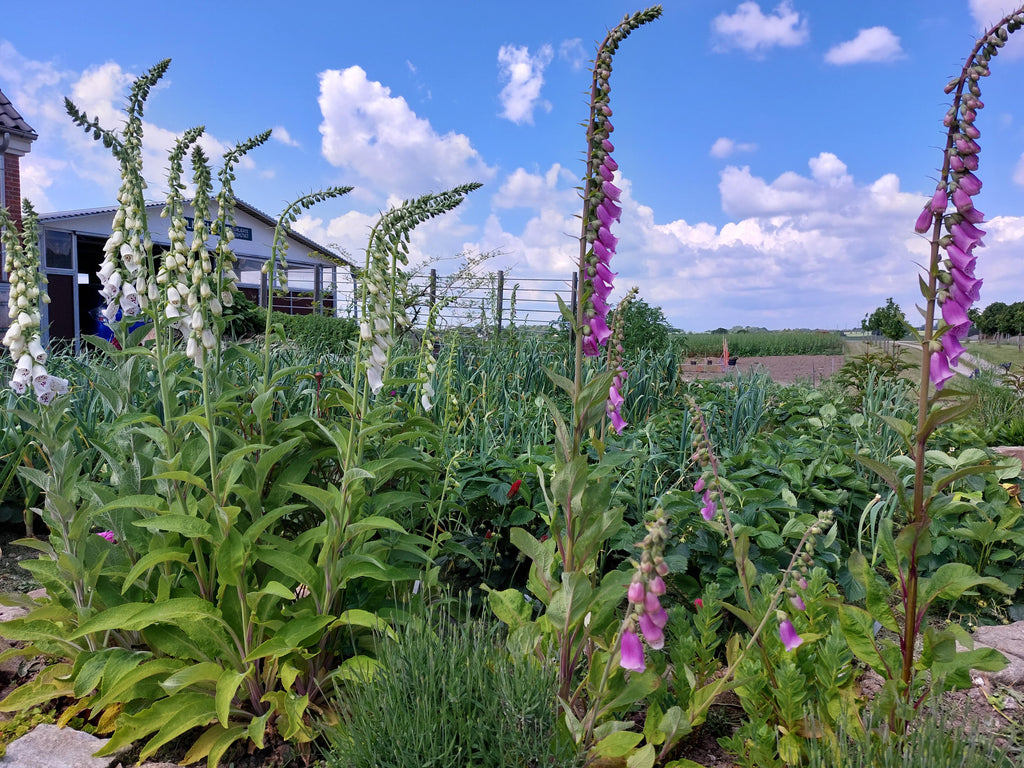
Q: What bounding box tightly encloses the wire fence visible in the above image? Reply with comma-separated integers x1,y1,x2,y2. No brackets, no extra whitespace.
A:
268,268,576,334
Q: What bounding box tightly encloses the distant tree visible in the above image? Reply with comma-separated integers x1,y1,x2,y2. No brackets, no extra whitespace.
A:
616,297,670,354
976,301,1009,336
861,298,906,341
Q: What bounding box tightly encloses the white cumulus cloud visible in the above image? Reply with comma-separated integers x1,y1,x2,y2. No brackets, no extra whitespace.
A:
825,27,903,65
497,44,554,125
271,126,300,147
710,137,758,159
712,2,809,56
318,66,495,198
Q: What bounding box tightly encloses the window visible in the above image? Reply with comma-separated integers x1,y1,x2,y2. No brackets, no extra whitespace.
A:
44,230,74,270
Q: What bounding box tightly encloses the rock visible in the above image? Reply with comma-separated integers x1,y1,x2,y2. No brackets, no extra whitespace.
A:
991,447,1024,468
970,621,1024,686
0,724,116,768
0,589,48,623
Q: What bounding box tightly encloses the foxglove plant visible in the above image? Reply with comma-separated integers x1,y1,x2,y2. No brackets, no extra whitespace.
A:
69,62,171,325
573,8,662,382
158,128,203,327
1,202,67,404
183,146,218,367
851,6,1024,723
618,515,671,672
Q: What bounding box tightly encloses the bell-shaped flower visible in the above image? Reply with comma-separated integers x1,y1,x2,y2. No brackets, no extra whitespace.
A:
598,164,614,182
958,172,983,196
950,224,983,253
914,206,934,234
941,330,967,367
694,475,706,493
595,262,617,287
608,408,627,434
941,296,971,328
778,617,804,652
638,613,665,650
700,490,716,521
600,197,622,222
608,381,624,410
648,576,666,596
647,606,669,629
930,187,948,213
951,269,983,301
27,339,46,364
597,226,619,250
930,349,956,390
955,137,981,155
619,629,645,672
367,364,384,394
596,202,615,227
590,314,612,345
602,180,622,201
593,239,613,263
945,244,976,274
603,155,618,172
952,188,974,213
627,580,646,605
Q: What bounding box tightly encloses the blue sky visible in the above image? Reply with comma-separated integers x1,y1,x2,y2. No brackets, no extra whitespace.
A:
2,1,1023,330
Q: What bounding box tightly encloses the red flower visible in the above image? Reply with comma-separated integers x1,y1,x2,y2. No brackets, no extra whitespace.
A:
694,598,703,609
507,479,522,499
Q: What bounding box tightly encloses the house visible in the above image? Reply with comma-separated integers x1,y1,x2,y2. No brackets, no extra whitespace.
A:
37,199,355,345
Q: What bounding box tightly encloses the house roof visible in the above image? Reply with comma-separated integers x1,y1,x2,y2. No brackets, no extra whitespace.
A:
0,89,38,141
39,198,353,268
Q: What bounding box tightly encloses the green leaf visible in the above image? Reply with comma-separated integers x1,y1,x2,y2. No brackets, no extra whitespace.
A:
918,563,1012,619
215,668,247,726
243,615,335,662
486,587,533,630
838,604,887,676
122,547,193,594
604,669,661,714
848,551,898,633
133,515,214,540
593,730,644,757
72,598,219,639
626,742,656,768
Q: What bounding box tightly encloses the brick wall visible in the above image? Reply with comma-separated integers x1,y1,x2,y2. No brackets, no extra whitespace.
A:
2,152,21,231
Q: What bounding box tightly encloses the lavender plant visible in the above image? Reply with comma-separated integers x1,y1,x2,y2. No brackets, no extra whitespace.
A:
844,6,1024,726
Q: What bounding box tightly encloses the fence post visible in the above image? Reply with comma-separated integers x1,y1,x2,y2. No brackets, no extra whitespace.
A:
496,270,505,333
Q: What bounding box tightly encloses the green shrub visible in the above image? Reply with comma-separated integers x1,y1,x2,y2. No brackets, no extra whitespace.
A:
323,606,578,768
